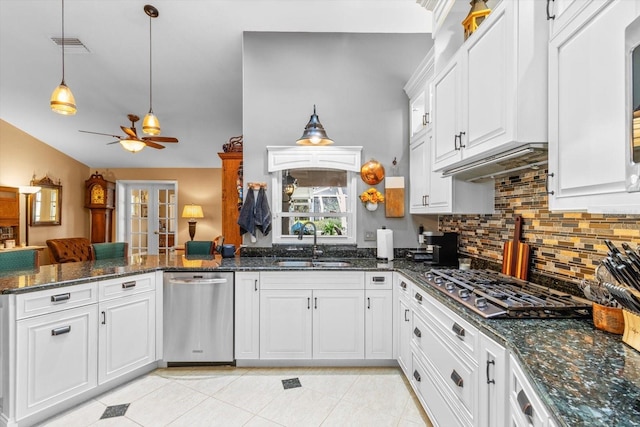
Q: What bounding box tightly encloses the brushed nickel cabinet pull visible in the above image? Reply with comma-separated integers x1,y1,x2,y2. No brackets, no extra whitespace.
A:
451,370,463,387
122,281,136,289
546,172,555,195
51,293,70,302
404,309,410,322
452,322,465,339
101,311,106,325
400,281,407,289
414,292,423,303
413,370,421,382
367,297,371,309
413,327,422,338
546,0,555,20
517,390,533,417
254,279,258,292
51,325,71,336
486,359,496,385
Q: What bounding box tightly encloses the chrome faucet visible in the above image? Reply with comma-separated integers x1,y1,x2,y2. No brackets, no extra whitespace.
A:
297,221,323,259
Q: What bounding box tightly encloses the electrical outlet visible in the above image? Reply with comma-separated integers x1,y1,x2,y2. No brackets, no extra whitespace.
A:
364,231,376,241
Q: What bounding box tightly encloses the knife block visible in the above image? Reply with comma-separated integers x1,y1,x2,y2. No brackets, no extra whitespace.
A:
592,303,624,335
622,309,640,351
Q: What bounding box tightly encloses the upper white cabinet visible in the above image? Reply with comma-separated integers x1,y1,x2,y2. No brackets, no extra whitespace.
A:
432,0,548,172
547,0,607,41
548,0,640,212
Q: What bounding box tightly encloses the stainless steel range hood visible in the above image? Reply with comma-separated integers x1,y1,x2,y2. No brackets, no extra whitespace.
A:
440,143,548,182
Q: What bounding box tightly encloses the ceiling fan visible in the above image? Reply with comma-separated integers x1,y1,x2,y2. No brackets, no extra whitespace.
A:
79,114,179,152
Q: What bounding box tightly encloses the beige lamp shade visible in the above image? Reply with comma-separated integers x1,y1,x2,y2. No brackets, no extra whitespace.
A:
143,111,161,135
50,82,77,115
182,204,204,219
119,138,146,153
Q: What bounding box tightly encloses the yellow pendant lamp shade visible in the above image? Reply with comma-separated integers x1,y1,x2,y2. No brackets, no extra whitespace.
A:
142,111,161,135
50,82,76,115
50,0,76,115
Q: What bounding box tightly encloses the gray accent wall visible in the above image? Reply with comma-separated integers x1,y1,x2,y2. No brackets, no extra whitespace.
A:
242,31,436,248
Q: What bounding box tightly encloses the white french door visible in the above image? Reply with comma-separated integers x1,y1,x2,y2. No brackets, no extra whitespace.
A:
116,181,177,255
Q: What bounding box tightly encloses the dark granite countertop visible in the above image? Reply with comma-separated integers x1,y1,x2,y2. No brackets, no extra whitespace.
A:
0,253,638,426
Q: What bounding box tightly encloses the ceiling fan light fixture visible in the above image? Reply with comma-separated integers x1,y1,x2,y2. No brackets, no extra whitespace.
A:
143,4,160,135
50,81,76,115
296,105,333,146
50,0,76,115
120,138,146,153
142,110,160,135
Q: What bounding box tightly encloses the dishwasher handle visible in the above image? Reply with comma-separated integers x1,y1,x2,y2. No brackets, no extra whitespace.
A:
168,278,228,285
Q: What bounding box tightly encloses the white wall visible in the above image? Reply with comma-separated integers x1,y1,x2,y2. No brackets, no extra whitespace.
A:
242,32,437,248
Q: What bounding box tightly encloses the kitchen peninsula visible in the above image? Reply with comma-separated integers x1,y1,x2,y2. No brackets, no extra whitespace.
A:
0,256,639,426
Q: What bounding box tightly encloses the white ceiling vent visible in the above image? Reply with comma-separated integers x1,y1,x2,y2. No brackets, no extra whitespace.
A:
50,37,91,53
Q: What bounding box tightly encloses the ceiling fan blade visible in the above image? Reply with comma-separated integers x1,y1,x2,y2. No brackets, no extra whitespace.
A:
143,140,166,149
107,140,120,145
121,126,137,139
79,130,122,139
142,136,179,143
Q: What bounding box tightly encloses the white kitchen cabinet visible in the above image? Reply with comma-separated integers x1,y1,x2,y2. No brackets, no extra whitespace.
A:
548,0,606,41
478,334,507,427
509,354,551,427
235,272,260,360
98,291,156,384
260,289,313,359
364,272,393,359
409,132,431,213
433,0,548,173
313,289,365,359
396,276,412,376
16,304,98,420
405,50,435,141
258,271,368,360
548,0,640,212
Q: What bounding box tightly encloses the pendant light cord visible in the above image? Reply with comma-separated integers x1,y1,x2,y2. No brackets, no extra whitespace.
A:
148,12,153,111
61,0,65,84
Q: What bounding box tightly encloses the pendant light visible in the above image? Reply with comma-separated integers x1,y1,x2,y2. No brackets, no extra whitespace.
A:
50,0,76,115
296,105,334,146
142,5,161,135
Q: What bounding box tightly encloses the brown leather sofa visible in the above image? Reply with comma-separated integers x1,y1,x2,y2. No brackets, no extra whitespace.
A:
46,238,94,263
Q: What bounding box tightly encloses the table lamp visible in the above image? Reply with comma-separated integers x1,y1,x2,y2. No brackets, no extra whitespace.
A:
182,204,204,241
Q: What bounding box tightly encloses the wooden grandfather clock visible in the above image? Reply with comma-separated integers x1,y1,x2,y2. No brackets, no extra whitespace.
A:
85,172,116,243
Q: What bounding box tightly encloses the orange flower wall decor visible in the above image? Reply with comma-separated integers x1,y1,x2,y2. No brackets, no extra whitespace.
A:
359,188,385,204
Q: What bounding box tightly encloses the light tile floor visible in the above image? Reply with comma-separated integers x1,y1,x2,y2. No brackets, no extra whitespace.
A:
37,367,433,427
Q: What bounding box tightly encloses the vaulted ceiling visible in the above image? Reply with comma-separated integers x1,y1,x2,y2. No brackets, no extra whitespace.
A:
0,0,431,168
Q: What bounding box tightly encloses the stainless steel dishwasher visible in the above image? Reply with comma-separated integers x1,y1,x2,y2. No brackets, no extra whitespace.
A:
163,272,234,364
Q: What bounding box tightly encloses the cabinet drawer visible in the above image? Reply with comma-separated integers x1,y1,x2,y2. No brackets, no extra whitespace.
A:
16,282,98,320
410,352,470,427
397,274,413,298
413,285,478,359
411,312,476,422
365,272,392,290
509,354,549,427
260,271,364,290
99,273,155,300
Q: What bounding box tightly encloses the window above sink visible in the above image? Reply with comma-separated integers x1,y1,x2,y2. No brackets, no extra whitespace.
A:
268,146,362,245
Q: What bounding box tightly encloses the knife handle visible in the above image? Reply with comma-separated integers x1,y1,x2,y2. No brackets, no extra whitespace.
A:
605,239,621,255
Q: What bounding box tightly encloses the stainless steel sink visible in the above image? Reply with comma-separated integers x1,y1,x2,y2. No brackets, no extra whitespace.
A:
273,259,352,268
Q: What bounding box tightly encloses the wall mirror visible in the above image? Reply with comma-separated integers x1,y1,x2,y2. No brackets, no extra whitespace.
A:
30,176,62,226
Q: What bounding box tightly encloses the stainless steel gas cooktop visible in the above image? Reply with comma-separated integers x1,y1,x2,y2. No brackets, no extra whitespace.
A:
423,269,592,319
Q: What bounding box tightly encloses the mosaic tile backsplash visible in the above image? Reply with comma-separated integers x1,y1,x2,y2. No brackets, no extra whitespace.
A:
439,169,640,283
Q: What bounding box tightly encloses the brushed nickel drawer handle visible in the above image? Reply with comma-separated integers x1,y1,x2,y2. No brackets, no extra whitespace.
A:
400,281,407,290
51,293,70,302
517,389,533,417
51,326,71,336
413,370,421,382
122,281,136,289
414,292,423,303
413,327,422,338
404,309,410,322
372,276,386,283
452,322,465,339
451,370,463,388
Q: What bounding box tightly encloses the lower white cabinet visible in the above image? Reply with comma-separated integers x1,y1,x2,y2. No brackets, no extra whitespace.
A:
509,354,551,427
98,291,156,384
260,288,365,359
16,304,98,419
234,272,260,360
478,334,507,427
396,282,412,376
365,272,393,359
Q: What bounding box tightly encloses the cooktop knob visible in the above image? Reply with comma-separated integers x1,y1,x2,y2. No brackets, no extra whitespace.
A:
445,281,456,292
475,297,488,310
458,289,470,299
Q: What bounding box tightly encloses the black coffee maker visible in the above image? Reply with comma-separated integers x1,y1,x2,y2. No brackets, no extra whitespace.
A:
406,231,458,266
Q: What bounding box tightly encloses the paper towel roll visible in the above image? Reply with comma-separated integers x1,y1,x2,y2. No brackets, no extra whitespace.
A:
377,228,394,261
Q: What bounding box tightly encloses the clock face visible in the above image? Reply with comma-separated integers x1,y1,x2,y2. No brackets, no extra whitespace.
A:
91,185,105,205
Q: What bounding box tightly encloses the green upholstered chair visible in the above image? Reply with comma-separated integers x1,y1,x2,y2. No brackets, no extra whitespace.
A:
0,249,39,272
92,242,128,260
185,240,215,255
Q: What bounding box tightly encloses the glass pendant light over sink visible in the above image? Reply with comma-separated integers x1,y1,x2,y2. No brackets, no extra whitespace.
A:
296,105,334,146
50,0,76,115
142,4,161,135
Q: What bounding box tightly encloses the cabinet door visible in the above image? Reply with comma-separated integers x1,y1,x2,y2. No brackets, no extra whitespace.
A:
433,54,463,170
99,291,156,384
410,90,427,138
260,289,312,359
478,335,507,427
549,0,640,211
16,305,98,418
548,0,606,40
409,133,429,213
427,137,453,213
462,3,512,158
397,293,412,376
235,272,260,359
365,289,393,359
509,355,550,427
313,289,364,359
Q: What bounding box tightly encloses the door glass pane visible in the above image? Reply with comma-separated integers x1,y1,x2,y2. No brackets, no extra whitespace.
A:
130,189,149,256
157,188,175,254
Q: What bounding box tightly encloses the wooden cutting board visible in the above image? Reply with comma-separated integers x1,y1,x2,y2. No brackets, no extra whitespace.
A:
385,177,405,218
502,215,530,280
